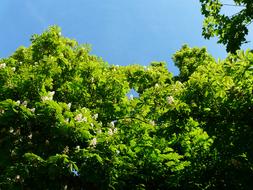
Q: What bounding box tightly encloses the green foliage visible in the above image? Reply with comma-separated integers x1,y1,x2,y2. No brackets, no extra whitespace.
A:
200,0,253,53
0,26,253,189
172,45,215,82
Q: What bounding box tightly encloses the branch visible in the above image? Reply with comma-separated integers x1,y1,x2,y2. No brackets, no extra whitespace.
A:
222,3,246,7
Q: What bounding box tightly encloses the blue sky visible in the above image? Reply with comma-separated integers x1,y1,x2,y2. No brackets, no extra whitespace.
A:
0,0,252,74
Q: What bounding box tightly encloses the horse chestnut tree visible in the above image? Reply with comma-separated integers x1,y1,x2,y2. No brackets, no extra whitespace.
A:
0,26,252,189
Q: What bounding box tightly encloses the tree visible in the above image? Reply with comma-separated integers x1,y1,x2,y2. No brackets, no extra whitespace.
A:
200,0,253,53
0,26,212,189
177,48,253,189
172,44,215,82
1,26,253,189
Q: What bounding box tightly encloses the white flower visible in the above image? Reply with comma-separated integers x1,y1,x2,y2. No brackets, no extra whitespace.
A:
108,127,117,135
63,146,69,154
41,96,52,102
11,149,17,156
74,113,87,122
76,145,80,150
97,129,102,134
28,133,32,139
167,96,174,104
0,63,6,69
48,91,55,97
110,121,115,128
65,118,70,123
74,113,83,122
150,121,155,126
93,113,98,120
82,117,87,122
155,83,159,88
16,100,20,105
108,128,114,135
41,91,55,101
9,127,14,133
15,175,20,180
67,103,72,109
22,101,28,107
30,108,35,113
41,96,49,101
143,66,147,70
90,138,97,147
90,123,94,127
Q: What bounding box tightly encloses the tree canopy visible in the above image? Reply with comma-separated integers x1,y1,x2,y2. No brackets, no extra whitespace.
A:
200,0,253,53
0,26,253,189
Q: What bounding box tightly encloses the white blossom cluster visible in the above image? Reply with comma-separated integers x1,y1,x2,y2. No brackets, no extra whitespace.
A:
74,113,87,122
75,145,80,150
9,127,14,133
16,100,35,113
0,63,6,69
143,66,150,71
21,101,28,107
149,120,155,126
93,113,98,120
108,127,117,135
97,129,102,134
167,96,174,104
0,109,4,114
108,121,117,135
28,133,33,139
89,138,97,147
41,91,55,101
110,121,115,128
30,108,35,113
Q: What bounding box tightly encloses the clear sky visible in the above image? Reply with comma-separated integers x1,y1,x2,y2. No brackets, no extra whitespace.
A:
0,0,252,74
